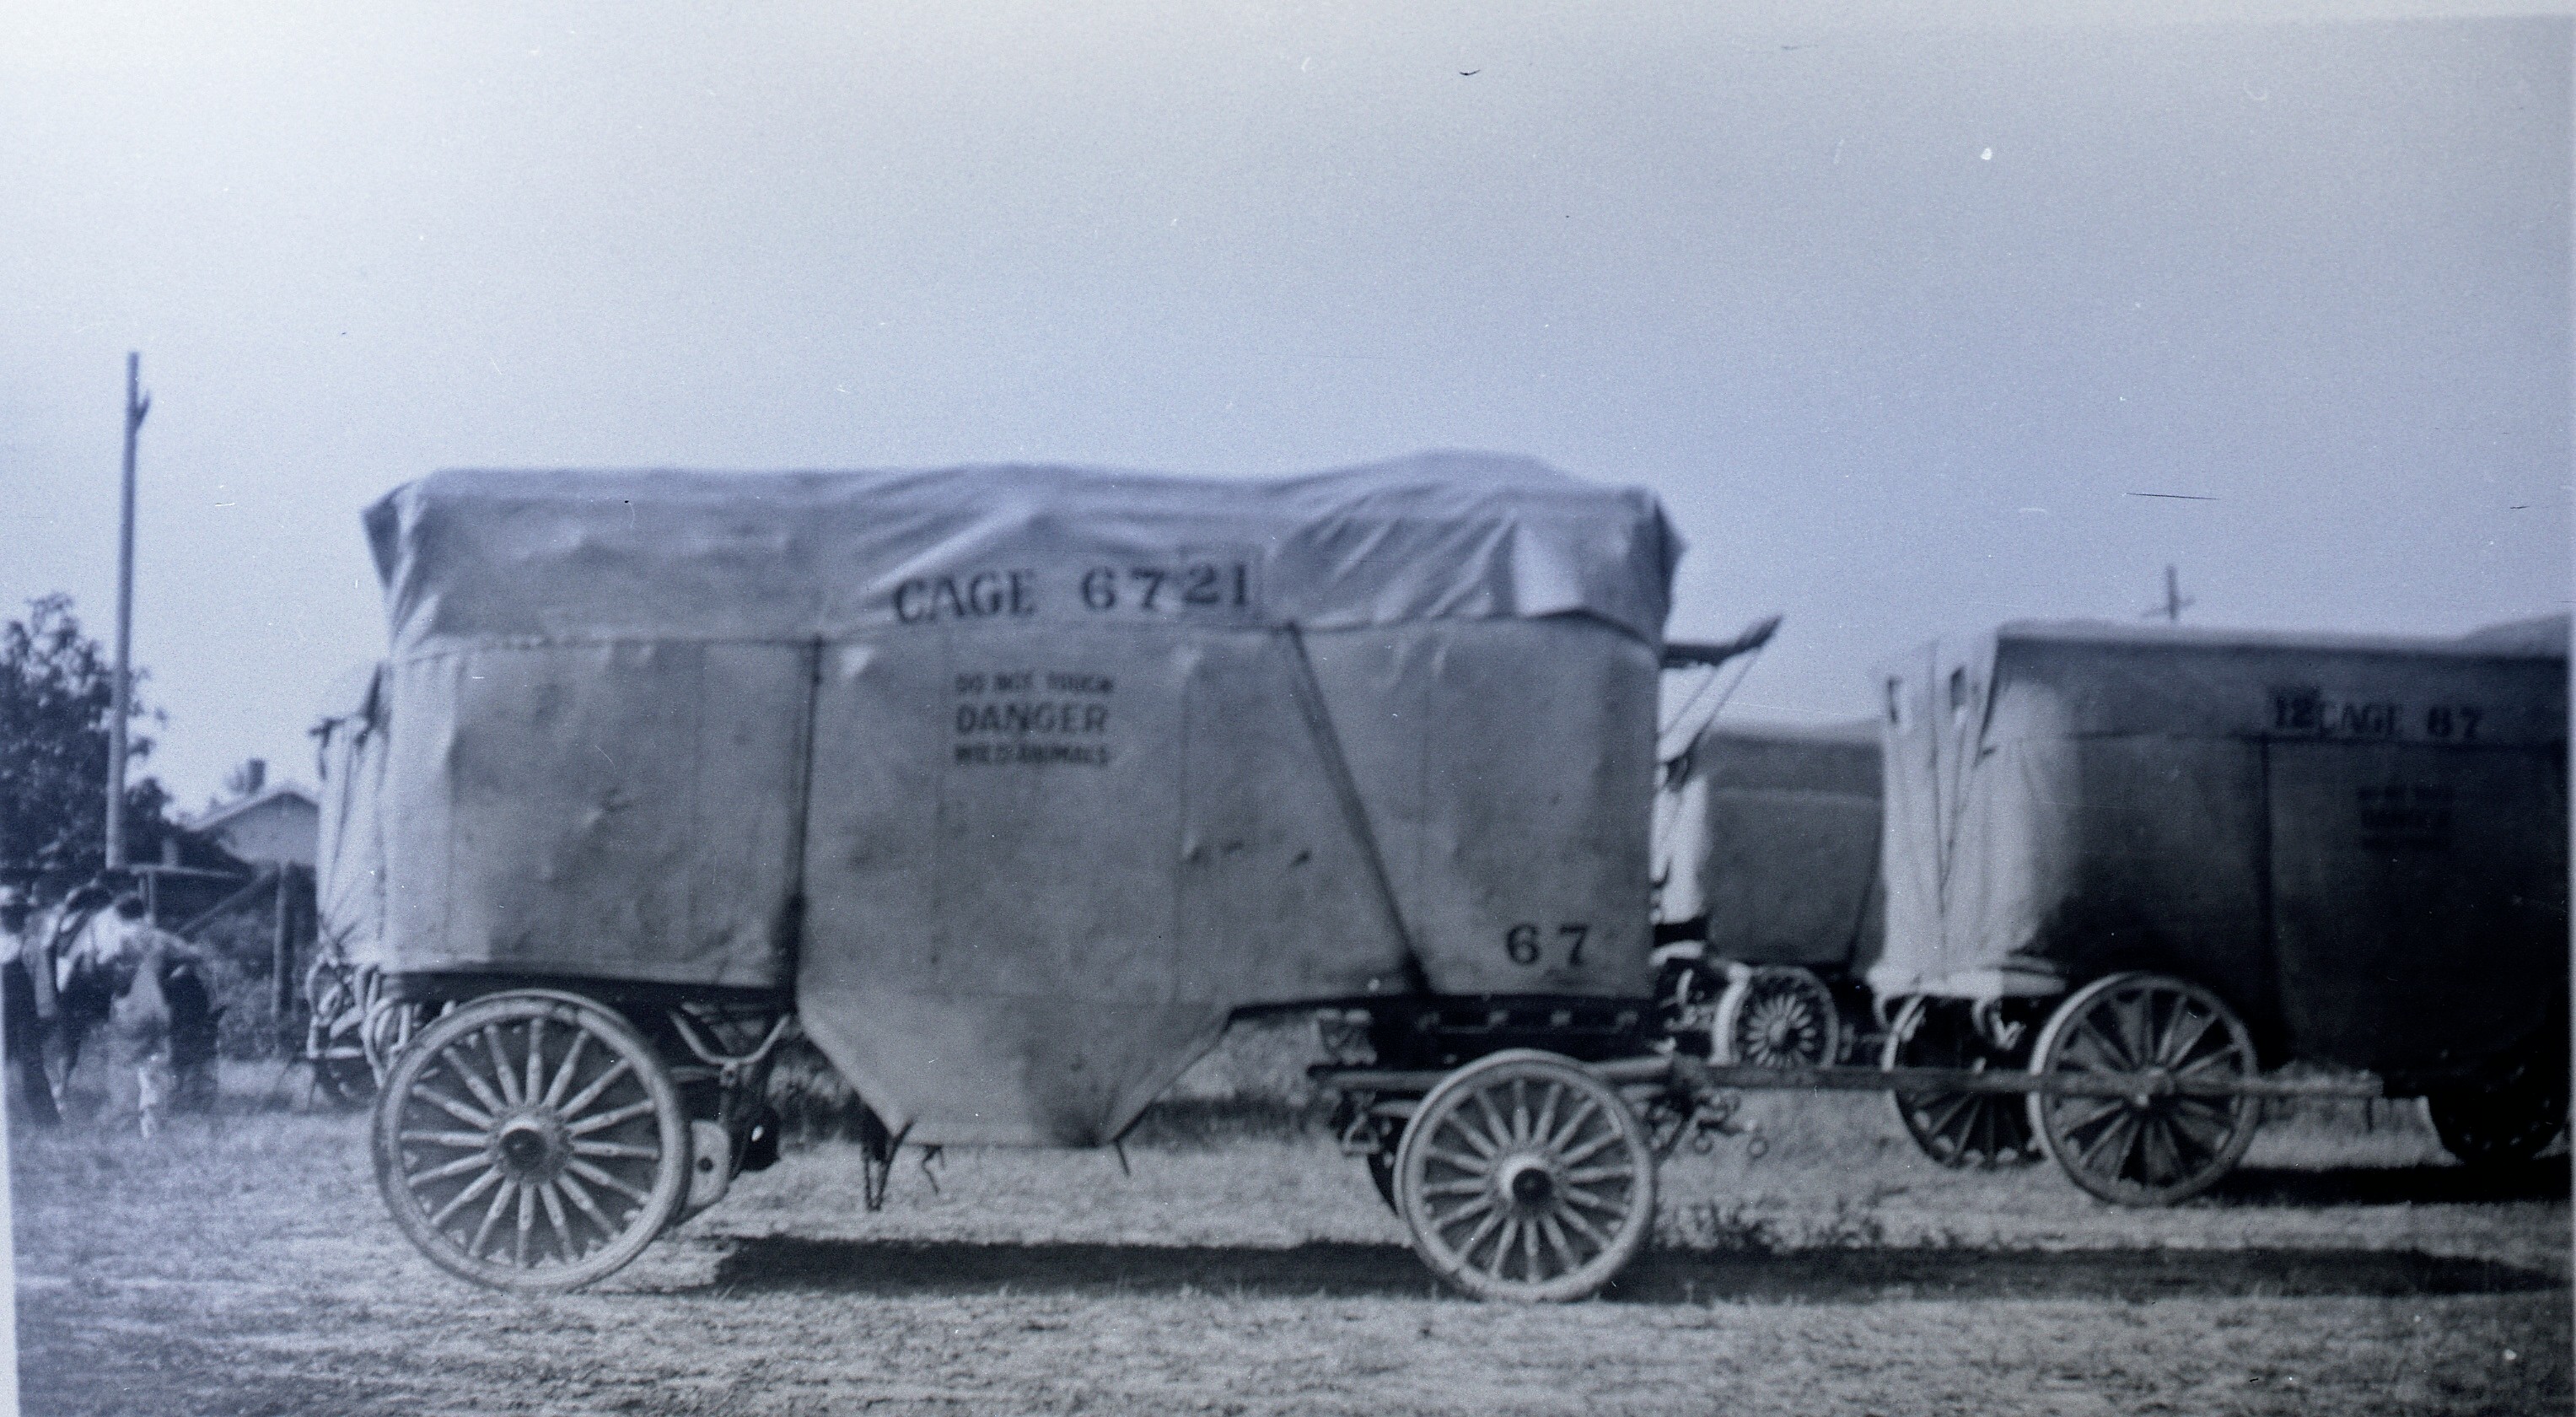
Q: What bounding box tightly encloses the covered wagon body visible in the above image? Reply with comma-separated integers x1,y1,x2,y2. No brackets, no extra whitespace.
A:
1647,716,1885,1065
312,662,390,970
1871,617,2568,1091
1654,717,1884,975
332,455,1677,1146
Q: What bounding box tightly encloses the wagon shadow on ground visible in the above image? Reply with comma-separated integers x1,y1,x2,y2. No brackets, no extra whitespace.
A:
2207,1156,2570,1208
699,1236,2564,1306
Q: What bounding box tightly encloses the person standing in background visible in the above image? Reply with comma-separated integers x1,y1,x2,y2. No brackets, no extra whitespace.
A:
0,889,61,1127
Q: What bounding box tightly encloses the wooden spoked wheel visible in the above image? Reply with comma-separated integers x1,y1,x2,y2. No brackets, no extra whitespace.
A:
1714,967,1842,1068
1393,1049,1656,1303
372,991,690,1292
2425,1023,2568,1168
2026,973,2258,1206
304,960,376,1107
1885,997,2041,1168
363,994,429,1086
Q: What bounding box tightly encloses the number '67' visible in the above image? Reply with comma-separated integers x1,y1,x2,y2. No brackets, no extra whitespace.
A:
1505,923,1589,967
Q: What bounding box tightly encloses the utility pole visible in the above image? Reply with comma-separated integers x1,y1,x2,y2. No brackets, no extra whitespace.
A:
2143,563,2192,624
106,353,149,870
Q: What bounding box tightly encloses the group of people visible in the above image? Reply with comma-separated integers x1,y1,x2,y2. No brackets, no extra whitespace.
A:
0,881,223,1134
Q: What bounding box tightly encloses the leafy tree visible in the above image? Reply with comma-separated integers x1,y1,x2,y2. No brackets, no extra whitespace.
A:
0,593,179,903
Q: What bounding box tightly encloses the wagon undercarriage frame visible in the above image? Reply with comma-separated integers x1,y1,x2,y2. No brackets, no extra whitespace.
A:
365,970,2541,1306
1310,970,2399,1296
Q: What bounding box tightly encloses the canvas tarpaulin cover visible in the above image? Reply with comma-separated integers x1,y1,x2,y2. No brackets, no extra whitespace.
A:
312,663,390,970
1654,719,1882,974
354,454,1678,1145
1872,619,2568,1085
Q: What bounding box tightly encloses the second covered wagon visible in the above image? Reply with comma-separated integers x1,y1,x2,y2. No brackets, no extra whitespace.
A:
1650,717,1885,1068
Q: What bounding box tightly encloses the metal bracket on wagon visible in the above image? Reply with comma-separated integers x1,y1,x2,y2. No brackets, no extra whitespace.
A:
1648,1077,1761,1161
1661,615,1782,669
666,1009,799,1088
1970,997,2025,1054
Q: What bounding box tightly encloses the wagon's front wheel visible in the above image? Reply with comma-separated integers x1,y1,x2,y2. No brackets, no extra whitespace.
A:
1714,966,1842,1068
372,991,690,1292
2027,973,2258,1206
1393,1049,1656,1302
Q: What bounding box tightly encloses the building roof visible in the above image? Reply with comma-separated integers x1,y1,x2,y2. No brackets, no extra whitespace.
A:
189,783,320,835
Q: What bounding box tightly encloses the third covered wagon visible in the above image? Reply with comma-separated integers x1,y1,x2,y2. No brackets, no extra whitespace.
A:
1871,617,2569,1201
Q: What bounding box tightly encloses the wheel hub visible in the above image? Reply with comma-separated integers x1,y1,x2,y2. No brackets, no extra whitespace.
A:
1759,1012,1800,1053
1498,1156,1557,1209
2133,1066,2175,1107
493,1113,567,1181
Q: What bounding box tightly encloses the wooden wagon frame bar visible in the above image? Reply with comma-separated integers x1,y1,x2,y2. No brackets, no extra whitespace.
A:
1315,1053,2385,1102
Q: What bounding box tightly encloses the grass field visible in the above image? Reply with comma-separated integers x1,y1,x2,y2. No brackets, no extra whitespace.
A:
12,1044,2570,1416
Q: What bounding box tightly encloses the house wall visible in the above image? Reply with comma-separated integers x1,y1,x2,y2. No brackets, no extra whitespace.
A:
213,799,320,867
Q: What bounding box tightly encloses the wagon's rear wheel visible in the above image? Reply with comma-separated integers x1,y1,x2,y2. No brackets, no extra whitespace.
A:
1885,997,2040,1168
1393,1049,1655,1302
2027,973,2258,1206
2425,1022,2569,1168
372,991,690,1292
1714,967,1842,1068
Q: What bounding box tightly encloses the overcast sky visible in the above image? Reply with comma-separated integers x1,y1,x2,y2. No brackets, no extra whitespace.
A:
3,3,2567,809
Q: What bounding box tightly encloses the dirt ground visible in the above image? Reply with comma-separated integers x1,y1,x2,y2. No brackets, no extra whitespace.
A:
12,1059,2569,1416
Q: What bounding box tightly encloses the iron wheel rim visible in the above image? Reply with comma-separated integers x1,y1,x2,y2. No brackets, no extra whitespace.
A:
2027,973,2258,1206
1394,1049,1655,1303
372,991,689,1292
